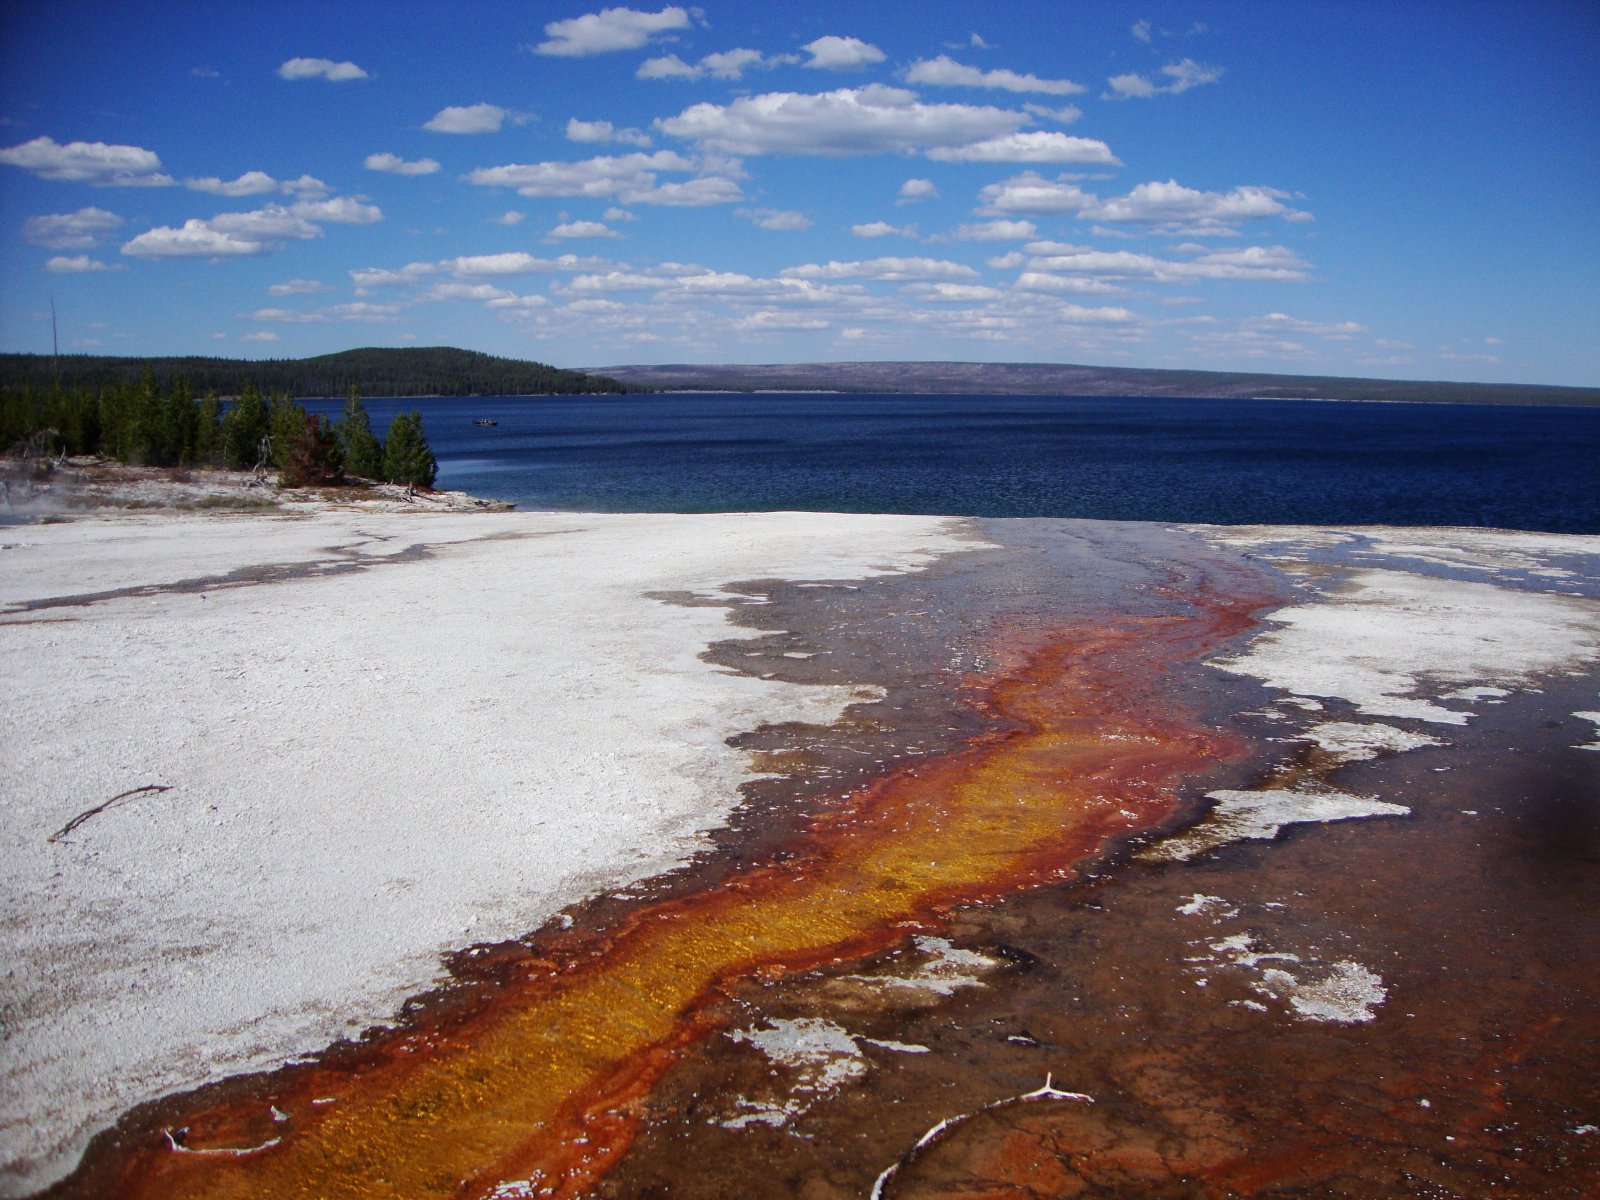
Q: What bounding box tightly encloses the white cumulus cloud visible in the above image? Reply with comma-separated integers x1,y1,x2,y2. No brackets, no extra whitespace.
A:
122,220,268,258
1187,245,1311,278
780,256,979,282
1106,58,1223,99
419,282,519,303
448,252,567,277
927,131,1119,164
1246,312,1366,338
565,270,669,292
566,118,652,147
1013,271,1124,295
280,174,330,197
1083,179,1305,230
633,176,744,205
424,104,509,134
267,278,332,295
364,152,441,175
290,196,383,224
636,54,700,80
277,57,368,82
1024,103,1084,124
802,36,887,70
656,85,1025,156
486,294,552,312
1053,303,1137,323
902,282,1002,301
976,171,1096,215
348,251,606,293
0,136,174,186
548,220,622,239
120,196,381,259
639,47,792,81
250,302,400,323
45,254,117,273
703,47,784,78
534,6,692,56
737,207,812,230
349,263,436,289
975,175,1307,233
466,150,694,194
898,178,938,203
185,170,282,196
905,55,1084,95
852,221,916,238
955,219,1038,240
465,150,740,206
1025,244,1310,283
206,206,322,241
23,207,123,249
733,312,831,332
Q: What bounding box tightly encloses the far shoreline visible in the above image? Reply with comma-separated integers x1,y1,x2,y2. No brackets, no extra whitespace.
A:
629,388,1577,408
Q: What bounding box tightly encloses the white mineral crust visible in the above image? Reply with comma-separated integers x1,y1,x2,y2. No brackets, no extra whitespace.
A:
0,508,977,1195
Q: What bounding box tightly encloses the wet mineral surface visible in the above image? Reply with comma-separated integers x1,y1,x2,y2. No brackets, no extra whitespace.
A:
600,675,1600,1200
35,520,1600,1200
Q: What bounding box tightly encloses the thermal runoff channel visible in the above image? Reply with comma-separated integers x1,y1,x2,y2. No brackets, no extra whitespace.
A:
8,518,1598,1199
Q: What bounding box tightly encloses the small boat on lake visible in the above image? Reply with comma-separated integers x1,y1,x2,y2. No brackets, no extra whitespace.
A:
472,418,498,426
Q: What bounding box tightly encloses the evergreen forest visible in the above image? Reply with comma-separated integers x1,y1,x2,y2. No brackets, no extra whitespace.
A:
0,346,631,399
2,376,437,489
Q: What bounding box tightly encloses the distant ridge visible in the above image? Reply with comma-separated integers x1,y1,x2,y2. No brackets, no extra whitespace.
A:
0,347,632,398
590,360,1600,407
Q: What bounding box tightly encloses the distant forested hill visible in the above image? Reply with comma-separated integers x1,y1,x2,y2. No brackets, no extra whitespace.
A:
0,347,632,397
590,360,1600,407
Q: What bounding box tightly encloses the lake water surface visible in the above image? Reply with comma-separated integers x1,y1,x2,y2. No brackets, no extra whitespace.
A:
306,392,1600,533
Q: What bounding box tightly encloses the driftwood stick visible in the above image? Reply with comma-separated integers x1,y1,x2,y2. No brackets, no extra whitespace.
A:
868,1075,1092,1200
49,785,173,842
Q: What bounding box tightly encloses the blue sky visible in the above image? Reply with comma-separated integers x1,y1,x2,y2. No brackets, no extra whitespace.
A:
1,1,1595,385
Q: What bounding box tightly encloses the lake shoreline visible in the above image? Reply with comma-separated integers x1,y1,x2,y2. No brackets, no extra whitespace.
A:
0,456,515,524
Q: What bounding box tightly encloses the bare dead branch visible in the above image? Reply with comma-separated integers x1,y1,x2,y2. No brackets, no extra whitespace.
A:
49,785,173,842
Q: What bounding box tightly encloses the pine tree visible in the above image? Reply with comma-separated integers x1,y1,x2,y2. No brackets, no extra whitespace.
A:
193,392,223,466
158,378,197,466
221,383,270,470
98,380,145,462
0,384,44,452
49,387,99,457
267,392,307,469
128,371,163,465
334,386,384,479
381,410,437,489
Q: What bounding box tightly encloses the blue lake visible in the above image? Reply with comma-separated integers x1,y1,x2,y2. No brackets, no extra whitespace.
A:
305,393,1600,534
